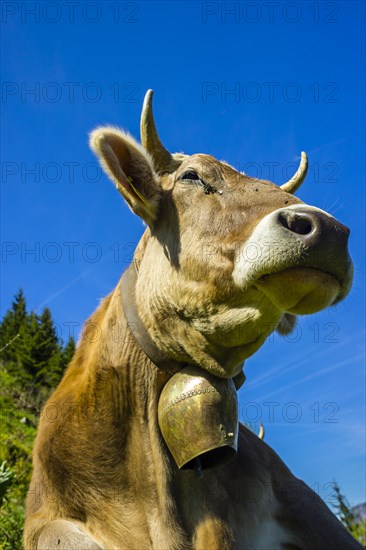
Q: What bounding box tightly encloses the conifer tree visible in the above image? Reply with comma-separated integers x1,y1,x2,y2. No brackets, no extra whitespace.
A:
41,348,63,388
333,482,356,531
36,308,60,367
61,336,76,372
1,292,66,389
32,308,62,387
332,482,366,545
16,312,40,383
0,289,27,362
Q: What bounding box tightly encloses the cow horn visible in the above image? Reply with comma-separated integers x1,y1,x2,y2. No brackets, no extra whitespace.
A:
280,151,308,194
258,422,265,440
140,89,174,172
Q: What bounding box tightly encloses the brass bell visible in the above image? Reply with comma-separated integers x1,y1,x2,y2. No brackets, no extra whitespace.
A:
158,365,238,470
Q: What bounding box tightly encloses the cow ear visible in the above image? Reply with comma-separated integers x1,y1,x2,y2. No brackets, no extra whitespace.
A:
276,313,297,335
90,127,161,226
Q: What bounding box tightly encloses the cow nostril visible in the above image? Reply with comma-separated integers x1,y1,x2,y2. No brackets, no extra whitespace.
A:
289,217,312,235
279,212,313,235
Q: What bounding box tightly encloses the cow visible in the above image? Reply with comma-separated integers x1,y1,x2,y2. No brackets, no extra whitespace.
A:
24,90,360,549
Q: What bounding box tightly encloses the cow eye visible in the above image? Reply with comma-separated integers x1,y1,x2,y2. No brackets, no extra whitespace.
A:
179,171,201,181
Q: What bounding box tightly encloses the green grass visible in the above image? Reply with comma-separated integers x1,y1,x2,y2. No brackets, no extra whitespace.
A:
0,366,41,550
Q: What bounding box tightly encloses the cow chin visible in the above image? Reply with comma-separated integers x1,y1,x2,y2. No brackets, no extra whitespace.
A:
254,267,340,315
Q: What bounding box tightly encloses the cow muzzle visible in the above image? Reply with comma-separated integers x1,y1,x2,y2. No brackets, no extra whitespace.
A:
233,205,353,314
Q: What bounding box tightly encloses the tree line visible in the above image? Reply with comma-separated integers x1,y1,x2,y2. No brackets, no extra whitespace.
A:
0,289,75,394
0,289,75,549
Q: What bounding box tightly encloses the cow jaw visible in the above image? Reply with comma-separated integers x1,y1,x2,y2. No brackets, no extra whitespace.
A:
254,267,340,314
188,291,284,376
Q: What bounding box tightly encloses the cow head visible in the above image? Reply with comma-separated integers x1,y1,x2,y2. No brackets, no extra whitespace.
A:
90,90,353,380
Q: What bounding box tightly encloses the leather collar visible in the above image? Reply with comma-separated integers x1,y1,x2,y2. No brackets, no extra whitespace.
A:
120,264,181,374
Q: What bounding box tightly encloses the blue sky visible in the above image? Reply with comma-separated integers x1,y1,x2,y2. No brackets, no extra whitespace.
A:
1,1,365,507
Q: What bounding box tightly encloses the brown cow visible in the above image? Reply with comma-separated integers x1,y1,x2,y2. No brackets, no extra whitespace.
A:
24,91,360,549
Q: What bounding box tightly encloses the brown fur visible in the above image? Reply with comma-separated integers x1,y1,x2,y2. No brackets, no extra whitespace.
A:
24,121,358,549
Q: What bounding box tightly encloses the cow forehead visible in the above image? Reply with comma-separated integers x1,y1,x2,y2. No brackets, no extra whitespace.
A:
175,153,277,190
158,153,303,245
170,153,301,212
177,153,238,179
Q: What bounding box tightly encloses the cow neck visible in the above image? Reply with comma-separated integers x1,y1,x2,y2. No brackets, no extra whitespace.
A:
120,263,182,375
120,264,246,389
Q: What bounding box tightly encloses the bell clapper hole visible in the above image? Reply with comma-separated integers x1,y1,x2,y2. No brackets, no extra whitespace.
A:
194,457,204,478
